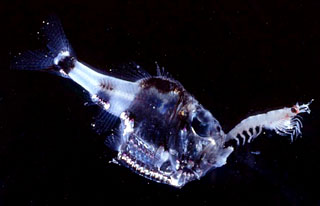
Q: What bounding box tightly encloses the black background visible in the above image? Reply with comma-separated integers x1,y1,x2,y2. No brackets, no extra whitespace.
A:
1,0,320,205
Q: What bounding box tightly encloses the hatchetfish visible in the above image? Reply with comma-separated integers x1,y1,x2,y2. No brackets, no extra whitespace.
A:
12,16,313,188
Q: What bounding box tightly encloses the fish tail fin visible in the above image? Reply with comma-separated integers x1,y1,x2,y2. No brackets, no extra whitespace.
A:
11,15,76,77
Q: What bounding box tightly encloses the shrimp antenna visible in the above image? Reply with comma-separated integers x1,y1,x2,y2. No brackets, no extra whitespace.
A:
296,99,314,114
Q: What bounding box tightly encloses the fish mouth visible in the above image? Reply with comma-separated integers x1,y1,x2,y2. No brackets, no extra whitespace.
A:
116,152,197,188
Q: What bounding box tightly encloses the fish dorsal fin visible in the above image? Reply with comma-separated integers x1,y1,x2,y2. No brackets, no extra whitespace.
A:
156,62,172,78
105,61,151,82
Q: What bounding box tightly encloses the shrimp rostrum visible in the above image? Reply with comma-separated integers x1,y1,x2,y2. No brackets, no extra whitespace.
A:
12,16,313,188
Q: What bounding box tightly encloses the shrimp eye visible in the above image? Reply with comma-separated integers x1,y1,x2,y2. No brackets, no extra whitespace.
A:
291,107,298,113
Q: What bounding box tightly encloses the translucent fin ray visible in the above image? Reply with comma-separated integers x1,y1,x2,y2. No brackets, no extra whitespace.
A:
11,15,75,72
12,49,55,70
41,15,75,57
93,110,120,135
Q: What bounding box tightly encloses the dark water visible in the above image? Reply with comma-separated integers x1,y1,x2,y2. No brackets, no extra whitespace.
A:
1,0,320,205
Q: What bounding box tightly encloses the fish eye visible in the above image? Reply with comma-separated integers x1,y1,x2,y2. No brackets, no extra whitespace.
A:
191,115,210,137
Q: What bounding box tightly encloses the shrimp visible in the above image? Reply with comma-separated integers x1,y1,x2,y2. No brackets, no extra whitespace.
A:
226,99,314,145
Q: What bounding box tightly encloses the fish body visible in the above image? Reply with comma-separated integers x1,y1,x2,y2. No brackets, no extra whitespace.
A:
13,16,312,188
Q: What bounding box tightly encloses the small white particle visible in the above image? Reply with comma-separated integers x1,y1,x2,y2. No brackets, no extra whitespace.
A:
91,123,96,127
251,151,261,155
136,65,140,69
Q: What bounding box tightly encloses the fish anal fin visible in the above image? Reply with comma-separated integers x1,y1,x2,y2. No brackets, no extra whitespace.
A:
92,109,120,136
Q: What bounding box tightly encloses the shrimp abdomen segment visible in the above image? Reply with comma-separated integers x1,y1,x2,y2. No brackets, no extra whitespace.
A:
226,100,313,145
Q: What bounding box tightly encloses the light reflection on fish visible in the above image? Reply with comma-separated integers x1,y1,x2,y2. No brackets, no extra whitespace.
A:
13,16,313,188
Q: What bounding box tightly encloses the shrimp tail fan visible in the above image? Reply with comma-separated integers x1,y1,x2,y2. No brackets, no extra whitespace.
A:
11,15,76,76
226,100,313,145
